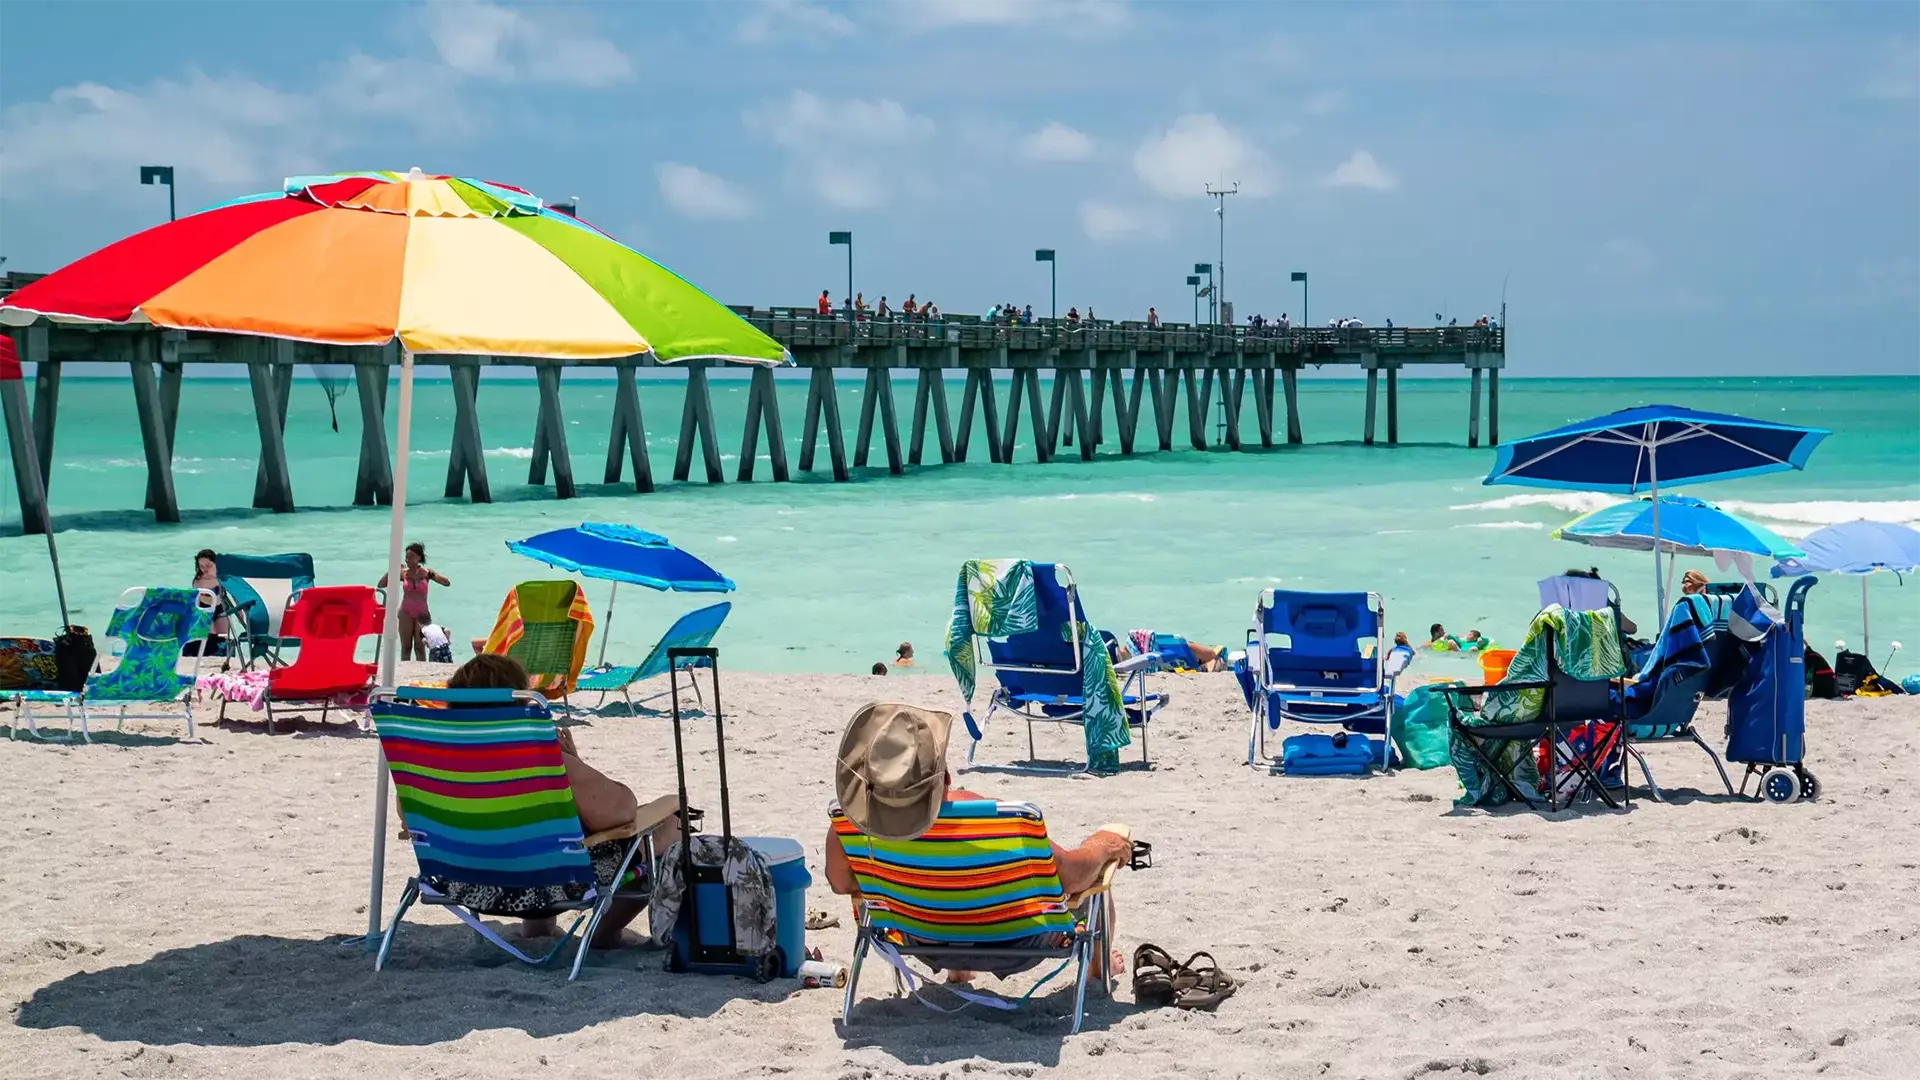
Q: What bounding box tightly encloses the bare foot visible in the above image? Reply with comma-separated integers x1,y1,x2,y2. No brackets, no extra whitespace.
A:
944,969,978,984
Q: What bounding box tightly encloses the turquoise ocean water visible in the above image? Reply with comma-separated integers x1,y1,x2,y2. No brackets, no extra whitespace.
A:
2,374,1916,680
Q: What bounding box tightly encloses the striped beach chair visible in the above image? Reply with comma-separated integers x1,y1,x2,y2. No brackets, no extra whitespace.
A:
829,799,1118,1033
482,581,596,710
371,687,649,980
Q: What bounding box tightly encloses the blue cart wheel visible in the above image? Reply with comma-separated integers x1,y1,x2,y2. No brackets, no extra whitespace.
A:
1761,767,1800,805
1799,770,1821,802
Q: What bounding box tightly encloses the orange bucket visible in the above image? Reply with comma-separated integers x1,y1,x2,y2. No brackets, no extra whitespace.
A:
1479,648,1518,684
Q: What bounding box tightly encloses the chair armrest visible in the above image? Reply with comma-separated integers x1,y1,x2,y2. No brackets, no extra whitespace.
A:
1112,653,1157,675
1067,824,1131,906
583,794,683,848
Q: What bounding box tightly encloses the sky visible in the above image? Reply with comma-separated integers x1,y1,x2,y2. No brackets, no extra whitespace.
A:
1,0,1916,376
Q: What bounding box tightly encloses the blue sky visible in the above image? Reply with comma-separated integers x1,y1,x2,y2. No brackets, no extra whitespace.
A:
1,1,1915,375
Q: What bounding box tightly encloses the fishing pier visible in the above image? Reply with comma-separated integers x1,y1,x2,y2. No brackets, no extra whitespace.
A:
2,283,1505,534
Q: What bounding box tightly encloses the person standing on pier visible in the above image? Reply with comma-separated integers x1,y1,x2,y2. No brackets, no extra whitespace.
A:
817,290,832,316
379,542,451,662
902,294,917,318
1147,307,1160,329
877,296,891,319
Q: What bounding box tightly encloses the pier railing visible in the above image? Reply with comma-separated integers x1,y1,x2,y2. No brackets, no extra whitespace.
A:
2,274,1504,533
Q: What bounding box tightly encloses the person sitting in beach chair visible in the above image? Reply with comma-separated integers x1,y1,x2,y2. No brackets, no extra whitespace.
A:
372,654,683,976
823,703,1131,1032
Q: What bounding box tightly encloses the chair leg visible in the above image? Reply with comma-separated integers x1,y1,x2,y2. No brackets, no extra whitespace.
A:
1692,730,1736,796
843,933,870,1023
183,698,195,739
570,836,648,981
1462,730,1537,810
374,880,421,972
1625,744,1665,802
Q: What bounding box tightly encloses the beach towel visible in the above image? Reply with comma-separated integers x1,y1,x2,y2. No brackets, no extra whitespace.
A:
1621,604,1712,723
484,581,596,698
1478,605,1624,726
946,560,1130,773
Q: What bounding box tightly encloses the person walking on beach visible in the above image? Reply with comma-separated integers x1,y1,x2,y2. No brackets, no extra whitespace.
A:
379,541,449,662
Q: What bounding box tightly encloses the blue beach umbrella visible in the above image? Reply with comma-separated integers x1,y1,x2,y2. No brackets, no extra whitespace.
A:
506,522,735,666
1553,495,1806,559
1770,520,1920,655
1486,405,1828,614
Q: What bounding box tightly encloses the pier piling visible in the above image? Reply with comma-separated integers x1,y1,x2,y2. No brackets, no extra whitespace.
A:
1283,366,1303,444
1387,365,1400,445
1364,367,1379,446
130,341,181,523
529,364,575,498
353,348,393,506
248,343,295,513
445,361,491,502
604,361,654,492
1,333,49,534
1468,367,1484,449
673,365,725,484
799,365,850,481
1488,369,1500,445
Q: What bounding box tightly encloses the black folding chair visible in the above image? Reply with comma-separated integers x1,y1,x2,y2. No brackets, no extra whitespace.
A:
1441,637,1630,812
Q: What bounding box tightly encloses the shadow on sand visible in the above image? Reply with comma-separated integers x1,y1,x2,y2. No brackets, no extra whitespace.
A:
14,928,779,1047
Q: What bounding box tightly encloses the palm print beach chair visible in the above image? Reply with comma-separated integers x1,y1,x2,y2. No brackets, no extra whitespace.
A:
11,587,215,741
370,686,652,979
830,799,1120,1034
576,601,731,713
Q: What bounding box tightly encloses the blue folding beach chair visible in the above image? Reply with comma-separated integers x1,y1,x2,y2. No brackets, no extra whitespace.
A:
1245,590,1394,772
969,564,1164,769
1620,593,1745,800
575,601,731,713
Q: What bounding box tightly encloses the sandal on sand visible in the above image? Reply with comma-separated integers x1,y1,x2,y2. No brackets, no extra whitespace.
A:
1171,951,1237,1011
1132,944,1179,1007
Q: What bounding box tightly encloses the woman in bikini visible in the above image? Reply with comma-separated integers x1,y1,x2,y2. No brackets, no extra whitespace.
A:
378,542,449,662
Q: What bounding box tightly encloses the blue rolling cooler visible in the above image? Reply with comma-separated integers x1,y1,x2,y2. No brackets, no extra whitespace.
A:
662,647,809,980
1725,577,1820,805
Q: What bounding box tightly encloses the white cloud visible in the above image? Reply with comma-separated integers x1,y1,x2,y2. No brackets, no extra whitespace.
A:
738,0,856,44
655,163,756,220
1321,150,1397,192
746,90,934,148
1079,199,1166,241
1132,114,1276,199
0,71,354,198
745,91,935,207
1021,122,1096,162
422,1,631,87
904,0,1128,31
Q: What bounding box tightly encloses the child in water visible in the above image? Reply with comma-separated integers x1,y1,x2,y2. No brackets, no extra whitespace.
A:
1428,624,1492,652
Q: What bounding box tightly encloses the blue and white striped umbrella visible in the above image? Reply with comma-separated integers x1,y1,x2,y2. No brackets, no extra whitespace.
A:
1553,495,1805,559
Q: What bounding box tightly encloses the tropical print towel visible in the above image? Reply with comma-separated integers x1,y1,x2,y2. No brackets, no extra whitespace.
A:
484,581,596,698
946,560,1130,773
1451,605,1623,807
1477,605,1624,726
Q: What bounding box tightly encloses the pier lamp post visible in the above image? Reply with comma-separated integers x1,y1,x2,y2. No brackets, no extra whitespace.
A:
140,165,176,222
1035,249,1056,322
1193,263,1214,324
1291,271,1308,327
1186,275,1202,324
828,231,853,319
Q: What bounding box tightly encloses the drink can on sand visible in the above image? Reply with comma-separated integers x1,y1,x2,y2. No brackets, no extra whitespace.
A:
798,960,847,989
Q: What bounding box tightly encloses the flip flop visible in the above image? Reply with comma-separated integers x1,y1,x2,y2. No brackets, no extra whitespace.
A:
1131,944,1179,1007
1171,951,1237,1011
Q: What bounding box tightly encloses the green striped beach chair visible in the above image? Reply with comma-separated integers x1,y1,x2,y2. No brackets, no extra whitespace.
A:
371,687,651,980
829,799,1118,1033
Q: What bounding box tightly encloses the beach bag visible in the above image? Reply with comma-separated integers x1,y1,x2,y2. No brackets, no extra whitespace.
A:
53,626,96,692
1533,720,1623,799
1804,646,1837,699
1390,683,1457,771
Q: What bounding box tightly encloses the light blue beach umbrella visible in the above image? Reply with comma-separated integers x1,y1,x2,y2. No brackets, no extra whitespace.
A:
1771,519,1920,656
506,522,735,666
1553,495,1806,559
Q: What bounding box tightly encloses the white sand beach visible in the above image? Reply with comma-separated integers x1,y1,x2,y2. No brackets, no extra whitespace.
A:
2,669,1916,1080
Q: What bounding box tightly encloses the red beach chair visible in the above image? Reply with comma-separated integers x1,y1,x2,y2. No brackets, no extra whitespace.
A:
247,585,383,732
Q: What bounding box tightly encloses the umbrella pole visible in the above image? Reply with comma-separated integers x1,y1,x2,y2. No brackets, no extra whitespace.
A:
597,581,618,668
366,345,415,951
1862,575,1870,658
1648,453,1666,618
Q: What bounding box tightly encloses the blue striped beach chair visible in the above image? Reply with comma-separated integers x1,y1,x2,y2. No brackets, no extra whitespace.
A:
829,799,1120,1034
11,587,215,741
371,687,651,979
576,601,730,713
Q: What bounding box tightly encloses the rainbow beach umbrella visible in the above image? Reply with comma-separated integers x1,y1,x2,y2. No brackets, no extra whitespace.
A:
0,168,787,363
0,168,784,951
